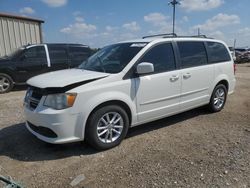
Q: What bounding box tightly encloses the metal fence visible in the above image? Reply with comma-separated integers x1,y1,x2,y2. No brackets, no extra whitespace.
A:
0,13,44,57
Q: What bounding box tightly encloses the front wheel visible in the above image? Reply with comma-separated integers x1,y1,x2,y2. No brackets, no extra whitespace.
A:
208,84,228,112
0,73,14,94
85,105,129,150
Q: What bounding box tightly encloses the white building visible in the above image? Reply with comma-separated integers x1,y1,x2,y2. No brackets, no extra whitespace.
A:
0,12,44,57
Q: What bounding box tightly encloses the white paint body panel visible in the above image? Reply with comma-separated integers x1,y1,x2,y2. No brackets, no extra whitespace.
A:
24,37,236,144
135,70,181,123
180,65,214,111
27,69,110,88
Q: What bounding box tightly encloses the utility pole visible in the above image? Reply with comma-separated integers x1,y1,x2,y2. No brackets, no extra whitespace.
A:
169,0,180,34
233,39,236,49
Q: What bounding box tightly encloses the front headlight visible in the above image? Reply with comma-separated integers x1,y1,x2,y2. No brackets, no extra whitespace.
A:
24,87,32,104
44,93,77,110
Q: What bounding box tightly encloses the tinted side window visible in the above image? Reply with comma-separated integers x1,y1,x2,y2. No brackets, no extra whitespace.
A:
177,41,207,68
25,46,46,59
69,47,90,58
69,47,90,66
206,42,231,63
139,43,176,73
48,45,68,64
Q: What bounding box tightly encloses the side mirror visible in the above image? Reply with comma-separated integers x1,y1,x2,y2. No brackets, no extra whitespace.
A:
136,62,154,75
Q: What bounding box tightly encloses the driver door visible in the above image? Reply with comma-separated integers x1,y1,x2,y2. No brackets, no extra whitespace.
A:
16,45,47,82
134,42,181,123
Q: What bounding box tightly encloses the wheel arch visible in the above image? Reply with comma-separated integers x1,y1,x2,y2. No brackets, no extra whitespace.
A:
84,99,133,139
216,79,229,91
0,69,16,83
211,74,230,95
86,100,132,126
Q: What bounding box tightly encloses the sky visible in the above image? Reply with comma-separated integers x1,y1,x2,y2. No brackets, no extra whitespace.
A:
0,0,250,48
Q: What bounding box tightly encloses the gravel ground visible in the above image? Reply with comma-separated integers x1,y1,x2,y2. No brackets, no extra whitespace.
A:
0,63,250,188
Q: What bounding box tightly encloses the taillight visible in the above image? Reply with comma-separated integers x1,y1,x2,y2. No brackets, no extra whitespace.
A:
233,63,236,75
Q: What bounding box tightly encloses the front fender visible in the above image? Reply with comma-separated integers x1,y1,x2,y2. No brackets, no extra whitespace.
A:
75,91,137,138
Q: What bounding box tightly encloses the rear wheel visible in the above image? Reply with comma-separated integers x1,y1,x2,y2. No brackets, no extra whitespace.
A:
86,105,129,150
0,73,13,94
208,84,227,112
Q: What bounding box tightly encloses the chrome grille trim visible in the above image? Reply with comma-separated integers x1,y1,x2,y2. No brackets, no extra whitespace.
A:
26,87,43,110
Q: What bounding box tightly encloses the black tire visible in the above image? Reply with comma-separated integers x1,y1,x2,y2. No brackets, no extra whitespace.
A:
85,105,129,150
208,84,228,112
0,73,14,94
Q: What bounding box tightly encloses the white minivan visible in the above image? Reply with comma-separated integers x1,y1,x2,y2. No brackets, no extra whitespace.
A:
24,35,236,150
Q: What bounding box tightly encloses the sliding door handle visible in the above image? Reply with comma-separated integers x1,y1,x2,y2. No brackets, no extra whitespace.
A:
170,75,179,82
183,73,191,79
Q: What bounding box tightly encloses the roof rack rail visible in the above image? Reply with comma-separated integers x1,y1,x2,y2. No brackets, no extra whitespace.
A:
182,35,214,39
142,33,214,39
190,35,208,38
142,33,177,39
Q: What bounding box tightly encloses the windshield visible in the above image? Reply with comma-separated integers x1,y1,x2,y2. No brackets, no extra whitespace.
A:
79,42,147,73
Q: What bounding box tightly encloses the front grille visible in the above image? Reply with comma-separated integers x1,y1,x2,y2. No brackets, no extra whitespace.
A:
29,96,40,109
26,87,43,110
27,122,58,138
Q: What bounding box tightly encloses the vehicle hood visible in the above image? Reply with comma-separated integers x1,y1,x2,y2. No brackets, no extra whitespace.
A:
27,69,110,89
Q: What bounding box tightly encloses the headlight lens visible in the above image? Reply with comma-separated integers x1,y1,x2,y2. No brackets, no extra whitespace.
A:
24,87,32,104
44,93,77,110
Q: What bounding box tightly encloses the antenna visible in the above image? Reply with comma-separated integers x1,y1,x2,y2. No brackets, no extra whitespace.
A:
168,0,180,34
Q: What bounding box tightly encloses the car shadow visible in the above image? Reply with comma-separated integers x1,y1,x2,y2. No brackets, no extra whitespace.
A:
127,107,208,138
0,107,210,162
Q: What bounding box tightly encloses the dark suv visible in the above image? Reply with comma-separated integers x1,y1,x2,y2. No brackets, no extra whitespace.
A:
0,43,93,93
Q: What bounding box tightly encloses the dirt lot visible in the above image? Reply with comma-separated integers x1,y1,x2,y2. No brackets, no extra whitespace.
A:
0,63,250,188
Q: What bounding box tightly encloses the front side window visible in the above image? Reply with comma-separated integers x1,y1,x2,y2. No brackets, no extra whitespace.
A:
177,41,207,68
206,42,231,63
79,43,147,73
139,43,176,73
25,46,46,59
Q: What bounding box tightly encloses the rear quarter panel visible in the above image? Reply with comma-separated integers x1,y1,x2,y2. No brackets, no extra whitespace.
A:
211,61,235,95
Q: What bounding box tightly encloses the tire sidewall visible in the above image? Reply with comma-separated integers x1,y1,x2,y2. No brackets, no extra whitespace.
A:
0,73,14,94
86,105,129,150
209,84,228,112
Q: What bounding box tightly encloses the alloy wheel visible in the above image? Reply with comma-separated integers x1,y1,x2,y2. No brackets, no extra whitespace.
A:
96,112,124,144
0,76,10,92
213,88,225,109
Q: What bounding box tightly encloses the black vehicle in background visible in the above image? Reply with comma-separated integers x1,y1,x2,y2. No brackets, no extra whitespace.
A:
0,43,93,93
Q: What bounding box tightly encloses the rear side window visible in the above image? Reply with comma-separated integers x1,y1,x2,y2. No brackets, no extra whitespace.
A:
206,42,231,63
69,46,91,66
69,47,90,57
177,41,207,68
48,45,68,64
139,43,176,73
